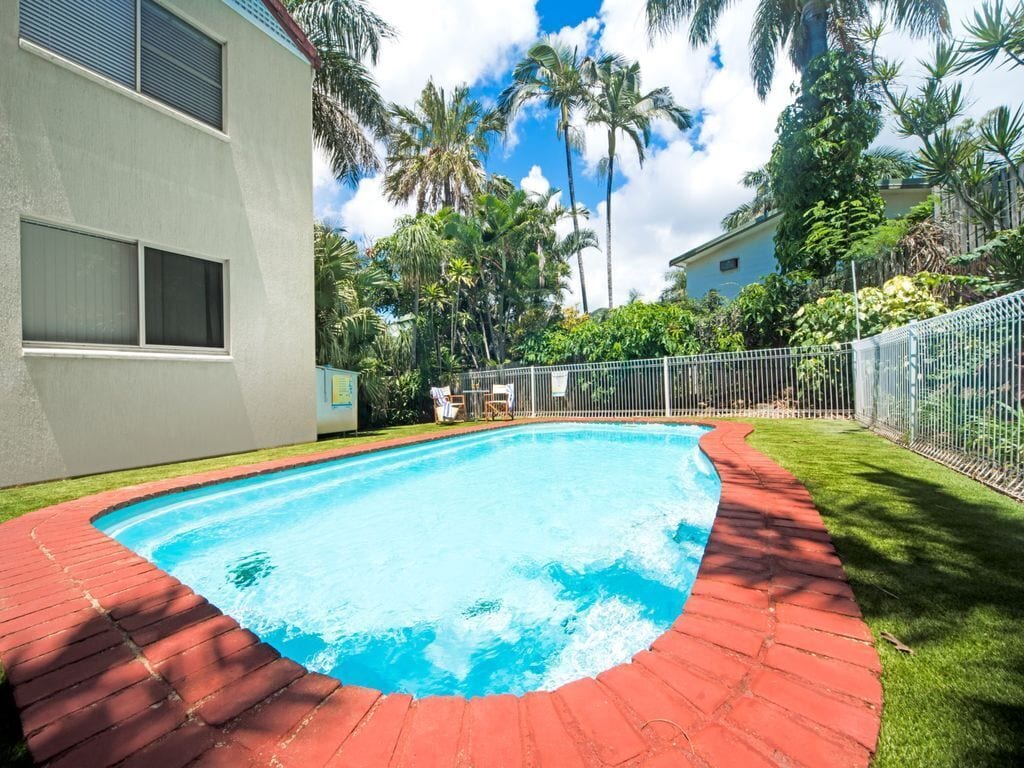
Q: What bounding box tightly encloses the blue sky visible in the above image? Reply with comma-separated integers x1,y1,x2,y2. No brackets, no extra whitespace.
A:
312,0,1016,308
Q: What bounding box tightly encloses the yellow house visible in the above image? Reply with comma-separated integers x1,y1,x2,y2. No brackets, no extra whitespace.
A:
671,181,932,299
0,0,320,486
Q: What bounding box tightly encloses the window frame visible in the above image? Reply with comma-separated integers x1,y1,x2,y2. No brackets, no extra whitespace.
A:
19,216,230,357
18,0,228,134
719,257,739,273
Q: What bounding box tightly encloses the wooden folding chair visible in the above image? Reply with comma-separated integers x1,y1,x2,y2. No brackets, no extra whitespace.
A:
483,384,514,421
430,386,465,423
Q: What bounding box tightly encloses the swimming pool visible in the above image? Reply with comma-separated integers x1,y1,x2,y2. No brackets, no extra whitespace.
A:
98,422,720,698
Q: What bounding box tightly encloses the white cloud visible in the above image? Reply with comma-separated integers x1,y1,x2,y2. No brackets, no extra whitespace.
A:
368,0,540,105
520,165,551,196
336,176,413,246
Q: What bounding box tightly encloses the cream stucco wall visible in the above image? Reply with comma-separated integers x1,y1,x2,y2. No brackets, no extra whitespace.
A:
0,0,316,486
681,186,932,299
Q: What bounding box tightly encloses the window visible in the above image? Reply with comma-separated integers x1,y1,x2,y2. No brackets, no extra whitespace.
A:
20,221,226,351
719,257,739,272
19,0,224,129
21,222,139,345
145,248,224,348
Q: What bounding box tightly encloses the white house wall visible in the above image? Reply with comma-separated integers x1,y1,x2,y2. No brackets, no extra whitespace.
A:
0,0,316,486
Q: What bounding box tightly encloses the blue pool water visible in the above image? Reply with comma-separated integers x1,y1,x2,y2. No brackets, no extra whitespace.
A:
98,422,721,697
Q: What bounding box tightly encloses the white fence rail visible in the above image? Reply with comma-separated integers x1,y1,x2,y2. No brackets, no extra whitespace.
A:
853,290,1024,499
457,345,854,421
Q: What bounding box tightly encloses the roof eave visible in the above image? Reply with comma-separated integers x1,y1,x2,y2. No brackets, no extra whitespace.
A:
260,0,322,69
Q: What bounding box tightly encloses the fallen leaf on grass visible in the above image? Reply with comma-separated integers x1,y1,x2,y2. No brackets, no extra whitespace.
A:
881,631,914,655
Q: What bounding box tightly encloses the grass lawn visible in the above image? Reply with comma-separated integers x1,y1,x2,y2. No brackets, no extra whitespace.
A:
1,419,1022,766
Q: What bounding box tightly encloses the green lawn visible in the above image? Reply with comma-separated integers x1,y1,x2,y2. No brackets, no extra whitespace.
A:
1,419,1022,766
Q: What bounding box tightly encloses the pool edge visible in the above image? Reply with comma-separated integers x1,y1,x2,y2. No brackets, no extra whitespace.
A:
0,419,882,767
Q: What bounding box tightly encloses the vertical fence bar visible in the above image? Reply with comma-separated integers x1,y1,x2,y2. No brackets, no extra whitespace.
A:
663,356,671,418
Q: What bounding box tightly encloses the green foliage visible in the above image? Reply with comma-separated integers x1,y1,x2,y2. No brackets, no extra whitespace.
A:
868,22,1024,237
790,274,950,346
769,52,885,276
802,198,886,275
733,273,812,348
956,225,1024,291
383,80,503,213
517,300,741,365
958,0,1024,72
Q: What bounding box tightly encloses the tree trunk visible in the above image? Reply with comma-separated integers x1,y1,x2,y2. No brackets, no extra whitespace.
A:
450,289,459,356
411,280,420,365
801,0,829,71
563,105,589,313
606,133,615,309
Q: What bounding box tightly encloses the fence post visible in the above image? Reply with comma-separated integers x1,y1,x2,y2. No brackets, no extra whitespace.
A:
663,357,671,418
530,366,537,418
908,320,919,444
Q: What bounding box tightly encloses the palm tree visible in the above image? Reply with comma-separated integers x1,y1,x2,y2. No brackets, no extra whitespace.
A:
288,0,393,184
313,223,392,369
446,257,476,355
498,42,614,312
586,59,691,308
372,214,446,363
383,80,504,213
645,0,949,99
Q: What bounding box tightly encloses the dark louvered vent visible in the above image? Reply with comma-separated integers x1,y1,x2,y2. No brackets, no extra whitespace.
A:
20,0,136,87
140,0,223,129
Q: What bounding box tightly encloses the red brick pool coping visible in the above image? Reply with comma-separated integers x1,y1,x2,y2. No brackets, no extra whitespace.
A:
0,420,882,767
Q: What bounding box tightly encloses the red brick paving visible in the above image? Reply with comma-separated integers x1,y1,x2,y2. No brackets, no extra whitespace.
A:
0,420,882,767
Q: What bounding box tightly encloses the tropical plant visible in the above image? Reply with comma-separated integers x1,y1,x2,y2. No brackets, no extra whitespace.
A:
586,59,691,308
288,0,392,184
498,41,612,312
383,80,504,213
372,214,446,364
790,273,951,346
645,0,949,99
868,27,1024,235
721,166,775,230
954,225,1024,291
958,0,1024,72
769,52,885,275
313,223,396,421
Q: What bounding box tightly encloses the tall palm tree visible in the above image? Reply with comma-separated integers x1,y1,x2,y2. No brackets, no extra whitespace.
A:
586,60,691,308
288,0,393,184
498,42,614,313
383,80,504,213
645,0,949,99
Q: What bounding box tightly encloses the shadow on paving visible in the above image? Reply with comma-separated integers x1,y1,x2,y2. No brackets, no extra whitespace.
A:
0,586,335,766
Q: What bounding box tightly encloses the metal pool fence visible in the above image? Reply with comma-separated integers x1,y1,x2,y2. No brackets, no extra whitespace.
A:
853,290,1024,500
456,345,855,421
456,290,1024,499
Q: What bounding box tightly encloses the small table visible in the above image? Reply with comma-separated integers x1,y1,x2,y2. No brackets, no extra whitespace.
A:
462,389,486,421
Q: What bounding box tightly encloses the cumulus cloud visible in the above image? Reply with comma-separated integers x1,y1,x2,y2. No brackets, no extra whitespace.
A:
336,176,414,247
368,0,539,105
